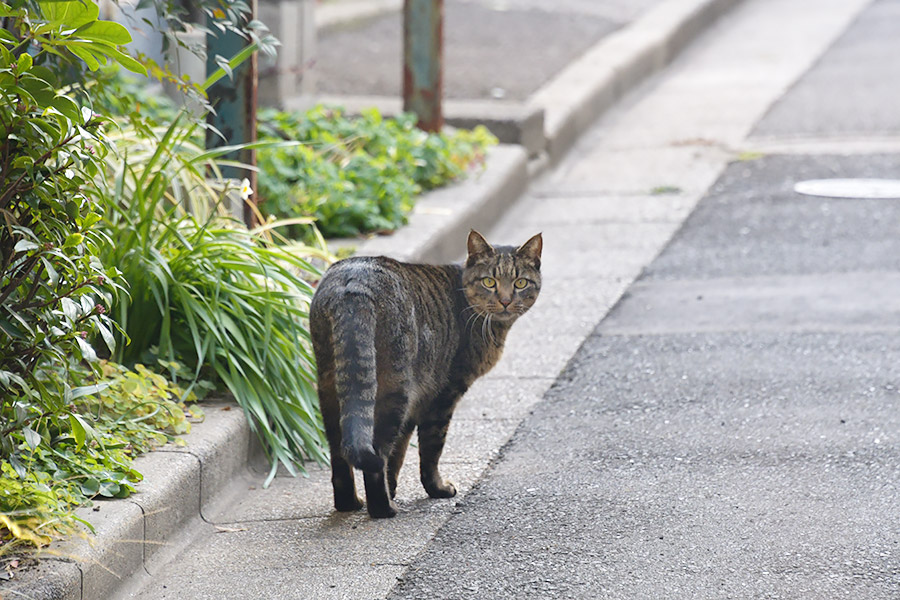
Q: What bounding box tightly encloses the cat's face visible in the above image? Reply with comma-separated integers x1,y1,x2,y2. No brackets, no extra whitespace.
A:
462,230,542,323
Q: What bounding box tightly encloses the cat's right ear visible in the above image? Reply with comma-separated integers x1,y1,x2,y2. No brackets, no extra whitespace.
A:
517,232,543,265
467,229,494,262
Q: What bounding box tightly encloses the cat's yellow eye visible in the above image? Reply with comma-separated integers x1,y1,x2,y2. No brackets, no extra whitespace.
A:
514,278,529,289
482,277,496,288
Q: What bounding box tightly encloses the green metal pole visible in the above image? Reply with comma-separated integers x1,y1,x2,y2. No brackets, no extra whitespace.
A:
206,0,259,226
403,0,444,132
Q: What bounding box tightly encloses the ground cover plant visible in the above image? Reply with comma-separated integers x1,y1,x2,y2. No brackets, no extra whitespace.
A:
257,106,497,239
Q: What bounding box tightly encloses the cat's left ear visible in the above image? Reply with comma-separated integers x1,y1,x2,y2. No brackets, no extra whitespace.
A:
467,229,495,259
516,233,543,265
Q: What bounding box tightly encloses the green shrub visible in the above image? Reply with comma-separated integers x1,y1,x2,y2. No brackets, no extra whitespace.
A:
0,0,137,426
0,0,145,487
0,0,211,559
256,106,497,239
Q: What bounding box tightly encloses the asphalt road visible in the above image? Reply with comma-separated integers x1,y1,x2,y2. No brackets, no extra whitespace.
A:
388,1,900,597
752,0,900,138
314,0,661,100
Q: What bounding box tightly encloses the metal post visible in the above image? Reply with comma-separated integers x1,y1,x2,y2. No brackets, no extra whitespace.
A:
403,0,443,132
206,0,259,227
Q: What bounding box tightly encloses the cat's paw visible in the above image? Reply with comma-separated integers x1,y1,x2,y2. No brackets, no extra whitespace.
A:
425,479,457,499
367,500,398,519
334,494,364,512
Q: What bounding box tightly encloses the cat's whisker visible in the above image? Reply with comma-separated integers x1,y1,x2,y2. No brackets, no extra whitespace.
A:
460,305,479,318
464,310,481,336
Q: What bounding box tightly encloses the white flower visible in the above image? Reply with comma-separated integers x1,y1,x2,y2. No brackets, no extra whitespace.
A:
239,178,252,201
65,169,75,179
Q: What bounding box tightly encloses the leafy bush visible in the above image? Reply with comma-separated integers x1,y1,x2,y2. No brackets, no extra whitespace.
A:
257,106,497,239
0,0,207,560
0,0,146,510
0,0,136,424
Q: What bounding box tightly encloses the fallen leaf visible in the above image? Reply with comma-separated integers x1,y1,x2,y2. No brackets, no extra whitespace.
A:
214,525,248,534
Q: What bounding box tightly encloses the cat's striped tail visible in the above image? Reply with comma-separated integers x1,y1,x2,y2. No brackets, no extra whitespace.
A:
332,289,384,473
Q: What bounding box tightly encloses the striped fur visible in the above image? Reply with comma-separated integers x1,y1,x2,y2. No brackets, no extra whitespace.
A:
309,230,542,518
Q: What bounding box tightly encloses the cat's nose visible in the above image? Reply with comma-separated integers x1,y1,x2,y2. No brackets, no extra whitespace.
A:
499,297,512,307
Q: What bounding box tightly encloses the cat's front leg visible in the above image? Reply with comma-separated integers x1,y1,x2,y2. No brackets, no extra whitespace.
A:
417,411,457,499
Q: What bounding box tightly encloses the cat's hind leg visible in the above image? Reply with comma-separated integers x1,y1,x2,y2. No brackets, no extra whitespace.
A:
319,367,363,512
386,420,415,499
364,390,411,518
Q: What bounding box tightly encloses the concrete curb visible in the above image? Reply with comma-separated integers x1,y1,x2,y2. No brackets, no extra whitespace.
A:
1,403,250,600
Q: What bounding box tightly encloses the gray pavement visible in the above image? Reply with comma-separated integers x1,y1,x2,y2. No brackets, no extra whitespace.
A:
390,158,900,599
314,0,662,101
388,0,900,597
752,0,900,139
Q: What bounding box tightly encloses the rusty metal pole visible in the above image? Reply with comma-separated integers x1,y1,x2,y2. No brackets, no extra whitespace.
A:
403,0,444,132
206,0,259,227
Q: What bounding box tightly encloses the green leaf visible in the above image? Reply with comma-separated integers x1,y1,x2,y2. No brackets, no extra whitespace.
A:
80,477,100,496
49,94,81,121
16,52,33,73
97,480,120,498
64,232,84,247
60,297,78,320
14,239,39,253
66,43,103,71
30,65,59,87
96,322,116,354
86,43,146,75
71,382,108,399
69,414,87,451
23,426,42,451
40,0,100,29
75,20,133,45
41,257,60,287
76,336,98,362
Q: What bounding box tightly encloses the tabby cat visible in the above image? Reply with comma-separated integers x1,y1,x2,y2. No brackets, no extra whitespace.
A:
310,230,542,518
